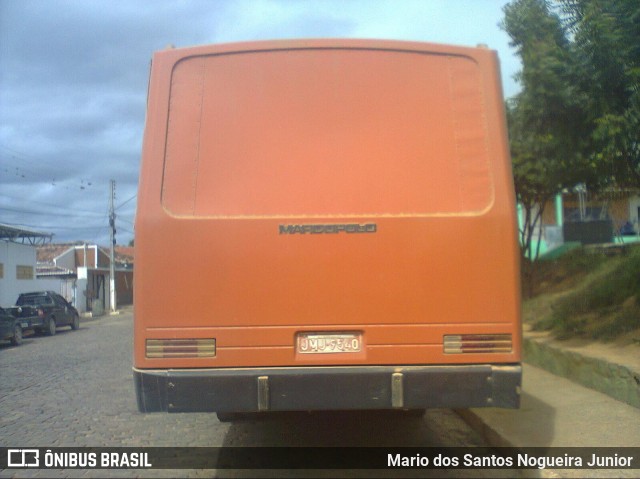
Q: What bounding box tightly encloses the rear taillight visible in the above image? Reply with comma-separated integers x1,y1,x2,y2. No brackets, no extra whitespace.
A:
443,334,512,354
146,339,216,358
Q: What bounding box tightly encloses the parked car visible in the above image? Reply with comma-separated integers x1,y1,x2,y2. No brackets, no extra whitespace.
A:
0,306,31,346
12,291,80,336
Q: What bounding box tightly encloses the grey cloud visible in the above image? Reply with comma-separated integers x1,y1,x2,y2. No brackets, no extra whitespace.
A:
0,0,516,245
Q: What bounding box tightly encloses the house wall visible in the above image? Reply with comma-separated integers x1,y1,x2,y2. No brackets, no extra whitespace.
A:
542,196,633,227
523,194,639,257
116,270,134,305
609,199,632,230
59,278,78,306
78,267,108,314
562,198,629,231
76,267,99,314
61,255,133,313
55,245,105,270
541,202,557,226
75,278,88,313
97,248,110,268
56,247,78,271
88,269,133,310
0,241,63,307
72,246,96,268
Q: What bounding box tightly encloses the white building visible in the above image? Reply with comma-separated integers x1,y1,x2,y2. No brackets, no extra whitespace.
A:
0,224,60,308
37,243,134,314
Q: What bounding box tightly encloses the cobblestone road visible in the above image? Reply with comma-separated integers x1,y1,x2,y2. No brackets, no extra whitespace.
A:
0,310,528,478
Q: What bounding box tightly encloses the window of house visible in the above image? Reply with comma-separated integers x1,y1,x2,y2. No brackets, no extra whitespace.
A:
16,265,34,280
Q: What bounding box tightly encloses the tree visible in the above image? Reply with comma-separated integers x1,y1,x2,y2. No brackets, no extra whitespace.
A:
501,0,592,276
560,0,640,187
502,0,640,295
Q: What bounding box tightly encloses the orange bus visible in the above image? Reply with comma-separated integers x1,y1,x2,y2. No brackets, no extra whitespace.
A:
133,39,521,419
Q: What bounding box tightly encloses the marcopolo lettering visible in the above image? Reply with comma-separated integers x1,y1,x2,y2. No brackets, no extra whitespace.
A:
279,224,377,235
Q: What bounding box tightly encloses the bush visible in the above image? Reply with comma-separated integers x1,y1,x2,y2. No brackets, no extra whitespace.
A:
543,246,640,339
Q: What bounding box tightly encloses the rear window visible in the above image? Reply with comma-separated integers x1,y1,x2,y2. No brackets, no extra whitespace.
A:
17,294,51,306
161,48,493,218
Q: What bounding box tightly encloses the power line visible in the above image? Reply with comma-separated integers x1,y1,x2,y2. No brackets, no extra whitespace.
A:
0,145,47,169
116,194,137,210
0,194,104,215
10,223,108,231
1,144,96,191
1,161,96,191
0,205,104,218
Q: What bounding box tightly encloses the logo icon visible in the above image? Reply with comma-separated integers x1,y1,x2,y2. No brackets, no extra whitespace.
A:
8,449,39,468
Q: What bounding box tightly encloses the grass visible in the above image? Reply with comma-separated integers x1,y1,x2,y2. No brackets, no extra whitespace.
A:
525,245,640,341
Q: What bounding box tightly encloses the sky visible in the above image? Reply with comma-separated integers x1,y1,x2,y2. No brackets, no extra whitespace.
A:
0,0,521,247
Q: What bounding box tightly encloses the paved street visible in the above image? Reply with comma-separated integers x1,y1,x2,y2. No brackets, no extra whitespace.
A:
0,310,530,478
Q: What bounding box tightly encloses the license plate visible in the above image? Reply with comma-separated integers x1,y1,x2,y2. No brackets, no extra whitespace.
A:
297,332,362,354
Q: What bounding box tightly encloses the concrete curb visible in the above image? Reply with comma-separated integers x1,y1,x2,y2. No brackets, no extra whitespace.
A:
523,337,640,409
457,337,640,450
81,306,132,321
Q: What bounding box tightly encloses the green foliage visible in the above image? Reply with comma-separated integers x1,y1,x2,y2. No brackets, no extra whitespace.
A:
580,250,640,309
545,246,608,276
502,0,593,264
560,0,640,187
590,308,639,340
507,0,640,336
539,247,640,339
502,0,640,267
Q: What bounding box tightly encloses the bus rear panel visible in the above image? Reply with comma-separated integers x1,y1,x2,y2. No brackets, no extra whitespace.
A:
133,39,522,414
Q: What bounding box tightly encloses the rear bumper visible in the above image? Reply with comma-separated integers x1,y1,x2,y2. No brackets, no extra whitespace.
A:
134,364,521,413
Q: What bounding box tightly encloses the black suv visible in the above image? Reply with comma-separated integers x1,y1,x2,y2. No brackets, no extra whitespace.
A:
16,291,80,336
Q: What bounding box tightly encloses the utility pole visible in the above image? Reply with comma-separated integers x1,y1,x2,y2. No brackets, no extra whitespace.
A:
109,179,117,313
